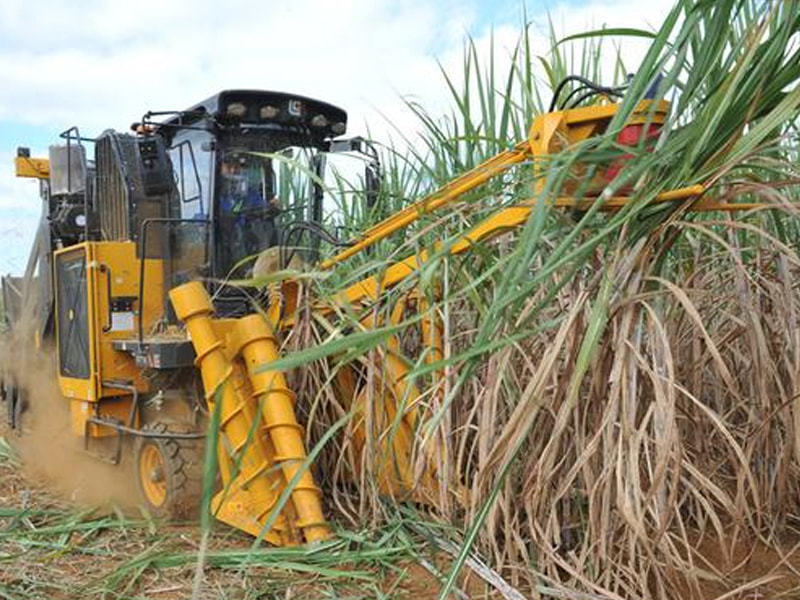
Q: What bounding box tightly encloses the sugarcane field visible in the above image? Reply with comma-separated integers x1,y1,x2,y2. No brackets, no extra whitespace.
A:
3,1,800,598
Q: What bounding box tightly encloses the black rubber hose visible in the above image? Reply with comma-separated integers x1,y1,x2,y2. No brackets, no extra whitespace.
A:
549,75,627,112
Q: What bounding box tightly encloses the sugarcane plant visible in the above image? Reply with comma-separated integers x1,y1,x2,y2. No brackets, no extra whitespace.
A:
233,1,800,598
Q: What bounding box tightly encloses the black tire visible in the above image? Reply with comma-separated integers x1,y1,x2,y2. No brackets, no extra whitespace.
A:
3,383,26,430
133,422,204,520
8,386,17,429
1,381,11,430
12,386,27,430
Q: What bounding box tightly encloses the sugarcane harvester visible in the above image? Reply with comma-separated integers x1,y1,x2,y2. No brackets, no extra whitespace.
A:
0,82,750,545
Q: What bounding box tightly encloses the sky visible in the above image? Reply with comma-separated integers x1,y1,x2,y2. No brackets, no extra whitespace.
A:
0,0,673,274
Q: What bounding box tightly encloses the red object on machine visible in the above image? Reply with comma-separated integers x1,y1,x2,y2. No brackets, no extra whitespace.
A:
604,122,661,182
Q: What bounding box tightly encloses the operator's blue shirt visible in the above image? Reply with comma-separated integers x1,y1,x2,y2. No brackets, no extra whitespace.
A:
220,189,267,225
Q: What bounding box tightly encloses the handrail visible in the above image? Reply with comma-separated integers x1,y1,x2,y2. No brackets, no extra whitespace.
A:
59,126,92,239
99,264,113,333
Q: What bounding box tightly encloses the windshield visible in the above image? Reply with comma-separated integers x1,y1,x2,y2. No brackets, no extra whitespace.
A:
215,148,279,275
214,138,320,277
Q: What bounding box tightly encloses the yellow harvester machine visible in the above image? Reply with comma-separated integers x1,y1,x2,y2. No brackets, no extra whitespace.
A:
0,83,746,544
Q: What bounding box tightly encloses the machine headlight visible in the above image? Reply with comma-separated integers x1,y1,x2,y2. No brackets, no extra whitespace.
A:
226,102,247,117
260,105,280,119
310,114,328,128
331,121,346,135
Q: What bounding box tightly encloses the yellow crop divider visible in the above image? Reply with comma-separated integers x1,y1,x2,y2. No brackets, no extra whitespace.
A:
170,281,302,545
236,315,331,544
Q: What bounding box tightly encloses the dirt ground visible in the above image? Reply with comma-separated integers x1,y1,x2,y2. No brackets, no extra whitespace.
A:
3,412,800,599
0,421,513,600
687,532,800,599
0,353,511,599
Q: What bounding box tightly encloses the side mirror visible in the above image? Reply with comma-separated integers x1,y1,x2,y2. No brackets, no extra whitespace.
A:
326,137,382,210
365,162,380,209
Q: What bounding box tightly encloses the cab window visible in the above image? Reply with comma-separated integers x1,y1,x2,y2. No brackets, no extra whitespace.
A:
169,129,212,220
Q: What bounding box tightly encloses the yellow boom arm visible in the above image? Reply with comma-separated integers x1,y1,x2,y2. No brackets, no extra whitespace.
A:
312,99,764,309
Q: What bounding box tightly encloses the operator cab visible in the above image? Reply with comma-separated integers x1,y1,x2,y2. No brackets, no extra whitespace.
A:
28,90,376,341
154,90,353,283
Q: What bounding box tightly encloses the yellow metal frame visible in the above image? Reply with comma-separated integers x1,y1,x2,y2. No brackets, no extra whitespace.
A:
311,99,765,308
320,100,670,273
15,156,50,179
170,282,331,545
55,241,164,436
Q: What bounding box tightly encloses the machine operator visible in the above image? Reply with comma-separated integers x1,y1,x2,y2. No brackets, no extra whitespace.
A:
218,154,281,272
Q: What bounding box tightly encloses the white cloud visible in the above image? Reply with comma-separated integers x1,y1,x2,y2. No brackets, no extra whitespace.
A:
0,0,675,274
0,0,674,132
0,149,43,274
0,0,462,133
0,214,38,273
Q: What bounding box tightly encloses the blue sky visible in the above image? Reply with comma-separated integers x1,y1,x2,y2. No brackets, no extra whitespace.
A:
0,0,671,274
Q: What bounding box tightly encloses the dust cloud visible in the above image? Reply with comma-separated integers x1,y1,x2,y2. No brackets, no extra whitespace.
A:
1,318,139,514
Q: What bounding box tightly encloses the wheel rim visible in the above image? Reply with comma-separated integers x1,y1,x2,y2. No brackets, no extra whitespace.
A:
139,444,167,508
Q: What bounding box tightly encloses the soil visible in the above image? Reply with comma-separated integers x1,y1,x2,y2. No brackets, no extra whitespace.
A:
0,345,508,598
3,408,800,599
689,532,800,599
0,420,510,600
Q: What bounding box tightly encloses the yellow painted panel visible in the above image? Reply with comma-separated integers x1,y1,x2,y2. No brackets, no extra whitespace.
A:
69,399,92,436
14,156,50,179
55,241,168,403
92,242,162,394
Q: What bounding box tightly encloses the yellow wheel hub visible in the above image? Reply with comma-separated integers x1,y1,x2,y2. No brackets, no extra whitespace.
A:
139,444,167,508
